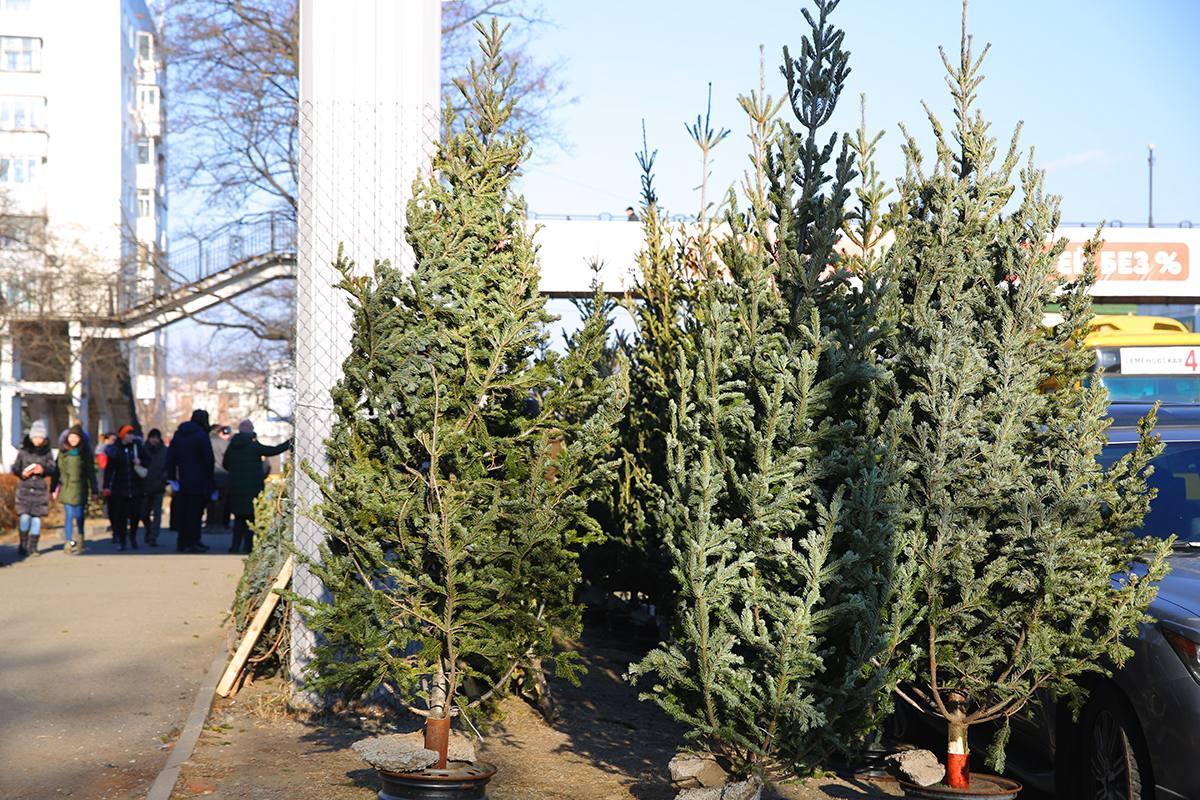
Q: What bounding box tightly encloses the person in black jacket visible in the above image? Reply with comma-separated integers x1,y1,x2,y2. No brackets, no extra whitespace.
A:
12,420,56,557
141,429,169,546
103,425,148,551
165,409,215,553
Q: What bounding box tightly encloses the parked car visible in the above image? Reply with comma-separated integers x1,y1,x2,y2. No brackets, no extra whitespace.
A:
1001,403,1200,799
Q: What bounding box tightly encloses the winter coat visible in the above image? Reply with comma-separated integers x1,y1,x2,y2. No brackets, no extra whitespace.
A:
11,438,56,517
142,440,169,494
223,433,291,516
211,434,231,490
164,421,215,497
54,445,98,507
103,441,148,499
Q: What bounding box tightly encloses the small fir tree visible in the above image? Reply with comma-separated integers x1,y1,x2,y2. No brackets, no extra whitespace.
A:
630,0,899,775
879,9,1171,788
298,20,625,762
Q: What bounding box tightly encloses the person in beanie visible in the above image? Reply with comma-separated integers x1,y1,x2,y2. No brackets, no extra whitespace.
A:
223,420,292,553
103,425,148,551
165,409,215,553
141,428,169,546
12,420,56,557
53,425,98,555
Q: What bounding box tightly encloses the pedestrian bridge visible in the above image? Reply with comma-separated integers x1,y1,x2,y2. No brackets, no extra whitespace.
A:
75,215,1200,341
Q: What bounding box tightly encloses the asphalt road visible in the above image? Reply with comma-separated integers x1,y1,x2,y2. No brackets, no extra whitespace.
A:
0,523,242,800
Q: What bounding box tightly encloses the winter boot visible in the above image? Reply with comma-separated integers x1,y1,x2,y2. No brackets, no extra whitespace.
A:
75,532,86,555
17,532,28,558
28,534,41,557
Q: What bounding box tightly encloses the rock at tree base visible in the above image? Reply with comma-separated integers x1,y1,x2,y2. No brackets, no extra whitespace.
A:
676,777,762,800
669,753,729,789
352,736,438,773
385,730,477,763
885,749,945,787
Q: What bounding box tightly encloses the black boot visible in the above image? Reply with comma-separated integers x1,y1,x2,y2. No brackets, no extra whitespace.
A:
28,534,40,557
17,532,28,558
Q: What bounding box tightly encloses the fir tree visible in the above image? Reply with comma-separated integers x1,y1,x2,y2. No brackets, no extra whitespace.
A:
586,125,696,608
630,0,898,775
879,7,1171,787
297,20,625,760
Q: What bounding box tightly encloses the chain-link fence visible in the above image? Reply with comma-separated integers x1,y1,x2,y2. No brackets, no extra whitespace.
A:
291,87,439,697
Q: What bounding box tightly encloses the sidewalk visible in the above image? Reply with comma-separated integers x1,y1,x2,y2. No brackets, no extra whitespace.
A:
0,522,242,800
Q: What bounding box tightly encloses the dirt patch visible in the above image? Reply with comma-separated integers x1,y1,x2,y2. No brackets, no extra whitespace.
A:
172,633,900,800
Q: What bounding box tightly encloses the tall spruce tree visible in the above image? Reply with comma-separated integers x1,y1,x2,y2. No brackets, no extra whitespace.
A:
879,9,1171,788
297,20,625,756
629,0,898,775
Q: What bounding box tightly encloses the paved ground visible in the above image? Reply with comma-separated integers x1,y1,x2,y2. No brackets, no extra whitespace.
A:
0,521,242,800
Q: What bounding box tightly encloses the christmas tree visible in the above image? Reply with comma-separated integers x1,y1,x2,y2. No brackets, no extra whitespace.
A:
630,0,899,775
879,7,1171,788
297,20,626,762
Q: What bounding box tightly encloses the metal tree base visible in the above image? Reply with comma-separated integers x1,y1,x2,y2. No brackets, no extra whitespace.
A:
377,762,497,800
900,774,1021,800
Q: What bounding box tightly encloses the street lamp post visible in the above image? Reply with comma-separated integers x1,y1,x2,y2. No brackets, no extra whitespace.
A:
1148,144,1155,228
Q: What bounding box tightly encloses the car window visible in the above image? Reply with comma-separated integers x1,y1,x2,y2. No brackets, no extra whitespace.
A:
1102,442,1200,542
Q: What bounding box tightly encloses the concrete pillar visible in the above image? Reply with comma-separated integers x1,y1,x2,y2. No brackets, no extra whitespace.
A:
68,320,88,426
0,330,17,466
291,0,441,698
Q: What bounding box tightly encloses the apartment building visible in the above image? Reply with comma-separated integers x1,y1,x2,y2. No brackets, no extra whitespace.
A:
0,0,166,460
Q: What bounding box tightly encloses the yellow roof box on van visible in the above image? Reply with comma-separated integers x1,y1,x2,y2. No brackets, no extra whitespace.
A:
1085,315,1200,348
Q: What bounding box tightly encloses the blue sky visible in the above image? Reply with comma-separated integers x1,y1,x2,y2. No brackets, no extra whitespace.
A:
516,0,1200,226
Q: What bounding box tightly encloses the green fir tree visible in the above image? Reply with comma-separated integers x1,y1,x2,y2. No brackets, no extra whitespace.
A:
878,9,1171,786
629,0,899,775
297,20,626,752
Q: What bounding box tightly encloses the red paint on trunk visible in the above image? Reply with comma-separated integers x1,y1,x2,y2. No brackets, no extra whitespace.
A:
424,716,450,769
947,752,970,789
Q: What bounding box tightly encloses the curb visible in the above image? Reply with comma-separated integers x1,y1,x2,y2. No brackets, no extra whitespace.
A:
146,643,229,800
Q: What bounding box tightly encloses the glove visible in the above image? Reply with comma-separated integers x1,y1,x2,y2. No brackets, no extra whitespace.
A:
102,488,111,497
210,490,219,502
168,480,180,493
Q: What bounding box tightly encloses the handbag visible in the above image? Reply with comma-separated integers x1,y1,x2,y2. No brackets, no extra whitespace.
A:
134,465,149,479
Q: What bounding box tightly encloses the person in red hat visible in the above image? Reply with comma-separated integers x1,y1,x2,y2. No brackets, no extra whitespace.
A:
103,425,148,551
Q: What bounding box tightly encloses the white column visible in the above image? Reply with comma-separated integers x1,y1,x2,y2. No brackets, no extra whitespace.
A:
68,320,87,424
291,0,441,699
0,329,16,466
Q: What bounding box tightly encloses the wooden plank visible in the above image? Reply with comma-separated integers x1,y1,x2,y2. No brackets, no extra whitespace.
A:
216,555,293,698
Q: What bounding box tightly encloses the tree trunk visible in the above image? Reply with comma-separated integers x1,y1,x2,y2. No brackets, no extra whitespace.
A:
425,666,451,768
946,719,969,789
424,716,450,769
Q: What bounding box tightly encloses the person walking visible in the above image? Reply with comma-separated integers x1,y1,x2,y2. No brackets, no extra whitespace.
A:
165,409,215,553
223,420,292,553
141,429,168,547
206,424,233,531
103,425,148,551
53,424,98,555
12,421,56,558
96,432,116,543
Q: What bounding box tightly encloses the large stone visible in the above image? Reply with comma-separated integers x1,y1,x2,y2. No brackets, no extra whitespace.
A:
352,736,439,774
676,777,762,800
388,730,478,763
886,748,945,787
669,753,729,789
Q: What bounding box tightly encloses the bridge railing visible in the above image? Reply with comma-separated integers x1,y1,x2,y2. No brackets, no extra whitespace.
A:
164,214,297,288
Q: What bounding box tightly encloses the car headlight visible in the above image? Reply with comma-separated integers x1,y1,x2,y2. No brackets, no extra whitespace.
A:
1161,625,1200,684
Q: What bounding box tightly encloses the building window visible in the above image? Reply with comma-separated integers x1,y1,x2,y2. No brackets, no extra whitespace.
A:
0,37,40,72
137,32,153,62
138,189,153,218
137,139,151,164
0,156,39,184
138,86,157,110
0,96,45,131
137,347,155,373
